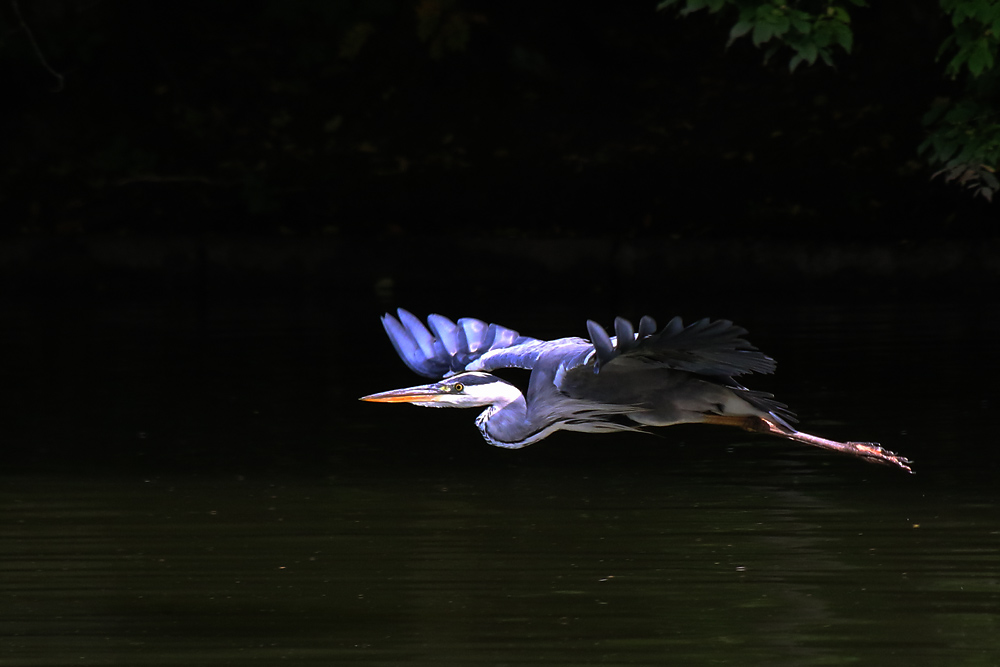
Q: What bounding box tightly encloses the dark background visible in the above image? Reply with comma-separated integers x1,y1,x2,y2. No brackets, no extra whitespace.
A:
1,1,997,473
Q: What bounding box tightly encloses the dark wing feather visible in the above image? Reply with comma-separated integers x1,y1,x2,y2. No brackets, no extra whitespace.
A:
583,316,776,377
614,317,636,352
586,320,616,370
382,309,534,378
568,315,776,379
636,315,657,340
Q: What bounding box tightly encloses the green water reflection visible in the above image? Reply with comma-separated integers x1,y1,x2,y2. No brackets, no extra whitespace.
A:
2,467,998,666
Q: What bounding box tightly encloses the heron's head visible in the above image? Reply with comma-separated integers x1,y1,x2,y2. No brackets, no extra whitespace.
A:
359,371,520,408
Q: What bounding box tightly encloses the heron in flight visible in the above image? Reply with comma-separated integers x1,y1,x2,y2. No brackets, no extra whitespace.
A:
360,309,912,472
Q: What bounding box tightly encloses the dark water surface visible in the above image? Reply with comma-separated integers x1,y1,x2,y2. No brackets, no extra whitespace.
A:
3,468,999,666
2,297,999,665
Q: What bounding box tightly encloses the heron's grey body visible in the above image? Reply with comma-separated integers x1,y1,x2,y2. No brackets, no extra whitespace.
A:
361,309,912,472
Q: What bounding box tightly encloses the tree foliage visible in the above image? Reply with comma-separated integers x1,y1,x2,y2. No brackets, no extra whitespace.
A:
657,0,863,72
921,0,1000,201
659,0,1000,202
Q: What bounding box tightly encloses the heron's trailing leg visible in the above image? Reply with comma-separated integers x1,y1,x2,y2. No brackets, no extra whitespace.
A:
701,414,914,473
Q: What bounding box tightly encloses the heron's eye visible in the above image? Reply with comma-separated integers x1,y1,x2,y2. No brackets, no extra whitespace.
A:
452,383,464,393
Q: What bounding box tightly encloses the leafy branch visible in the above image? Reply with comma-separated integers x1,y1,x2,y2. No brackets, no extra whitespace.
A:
657,0,866,72
921,0,1000,201
938,0,1000,78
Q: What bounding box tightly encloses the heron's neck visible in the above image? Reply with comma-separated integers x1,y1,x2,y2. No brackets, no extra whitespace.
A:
475,389,554,449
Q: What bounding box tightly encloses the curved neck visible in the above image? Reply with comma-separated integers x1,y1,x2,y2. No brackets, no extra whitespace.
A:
475,391,556,449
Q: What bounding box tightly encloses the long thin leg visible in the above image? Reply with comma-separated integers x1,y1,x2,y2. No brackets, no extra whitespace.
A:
701,414,913,473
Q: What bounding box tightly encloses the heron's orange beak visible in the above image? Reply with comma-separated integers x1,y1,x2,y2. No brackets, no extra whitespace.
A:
359,384,447,403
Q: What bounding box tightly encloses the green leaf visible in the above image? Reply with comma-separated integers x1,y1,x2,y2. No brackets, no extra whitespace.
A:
968,40,995,77
946,49,969,77
752,20,775,46
771,14,791,38
812,23,832,48
830,22,853,53
798,41,819,65
947,149,973,168
938,34,956,61
935,138,960,162
790,15,812,34
945,102,977,123
789,53,804,73
729,20,754,41
831,6,851,24
679,0,708,16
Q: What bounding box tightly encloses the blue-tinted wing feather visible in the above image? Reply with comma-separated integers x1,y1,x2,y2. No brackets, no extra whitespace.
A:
426,314,459,356
382,311,451,378
459,318,488,352
488,323,522,349
382,309,539,378
396,309,441,361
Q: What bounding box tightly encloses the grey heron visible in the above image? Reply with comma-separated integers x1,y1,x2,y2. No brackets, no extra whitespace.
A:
360,309,912,472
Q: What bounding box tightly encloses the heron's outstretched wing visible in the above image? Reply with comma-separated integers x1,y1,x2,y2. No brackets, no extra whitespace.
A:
386,311,776,379
381,309,537,378
564,315,777,378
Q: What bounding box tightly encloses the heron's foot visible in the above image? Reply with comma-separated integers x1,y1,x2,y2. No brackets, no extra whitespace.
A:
843,441,914,474
699,415,914,473
788,430,914,473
